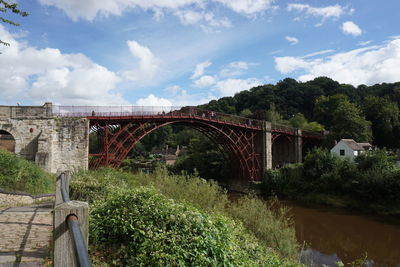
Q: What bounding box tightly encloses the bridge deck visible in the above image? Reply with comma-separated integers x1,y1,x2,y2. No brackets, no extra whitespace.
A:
53,105,324,138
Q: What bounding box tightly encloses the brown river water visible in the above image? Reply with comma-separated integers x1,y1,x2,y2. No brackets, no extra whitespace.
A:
284,202,400,266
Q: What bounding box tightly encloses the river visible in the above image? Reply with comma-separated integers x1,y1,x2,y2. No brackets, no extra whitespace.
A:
283,201,400,266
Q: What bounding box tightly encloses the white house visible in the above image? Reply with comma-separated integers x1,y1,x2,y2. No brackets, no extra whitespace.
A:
330,139,372,160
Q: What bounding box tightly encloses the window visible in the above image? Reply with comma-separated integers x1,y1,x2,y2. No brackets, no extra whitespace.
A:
339,149,345,156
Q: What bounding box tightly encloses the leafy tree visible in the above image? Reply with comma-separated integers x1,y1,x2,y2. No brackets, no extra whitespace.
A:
289,113,325,131
330,100,372,142
239,108,252,117
314,94,372,141
173,134,230,182
265,104,287,124
363,96,400,148
276,78,304,118
0,0,28,46
314,94,349,128
289,113,307,128
299,83,325,119
303,121,325,132
307,76,340,96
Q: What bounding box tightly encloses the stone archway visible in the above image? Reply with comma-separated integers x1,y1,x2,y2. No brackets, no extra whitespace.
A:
0,130,16,153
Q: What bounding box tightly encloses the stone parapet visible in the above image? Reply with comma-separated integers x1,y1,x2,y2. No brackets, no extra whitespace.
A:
0,104,89,173
0,103,52,120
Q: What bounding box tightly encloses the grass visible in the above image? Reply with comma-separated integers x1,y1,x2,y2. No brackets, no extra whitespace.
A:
0,149,54,194
70,167,301,262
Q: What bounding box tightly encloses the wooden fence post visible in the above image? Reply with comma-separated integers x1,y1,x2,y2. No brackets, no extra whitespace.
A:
53,171,89,267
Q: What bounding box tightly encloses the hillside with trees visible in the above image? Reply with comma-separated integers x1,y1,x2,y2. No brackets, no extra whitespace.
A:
200,77,400,148
124,77,400,180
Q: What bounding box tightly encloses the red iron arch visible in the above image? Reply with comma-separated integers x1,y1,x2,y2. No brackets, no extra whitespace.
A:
89,118,261,181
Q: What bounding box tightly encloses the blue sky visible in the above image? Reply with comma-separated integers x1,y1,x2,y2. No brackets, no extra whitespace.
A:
1,0,400,106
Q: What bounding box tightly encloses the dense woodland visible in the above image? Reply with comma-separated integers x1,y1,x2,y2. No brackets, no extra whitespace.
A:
199,77,400,148
128,77,400,180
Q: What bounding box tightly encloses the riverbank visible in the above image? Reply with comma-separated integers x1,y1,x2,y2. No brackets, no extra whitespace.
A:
263,148,400,217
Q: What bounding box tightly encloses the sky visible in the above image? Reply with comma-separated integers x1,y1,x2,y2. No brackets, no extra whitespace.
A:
1,0,400,106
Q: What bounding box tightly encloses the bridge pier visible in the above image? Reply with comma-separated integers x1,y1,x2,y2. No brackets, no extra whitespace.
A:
294,129,302,164
256,121,272,178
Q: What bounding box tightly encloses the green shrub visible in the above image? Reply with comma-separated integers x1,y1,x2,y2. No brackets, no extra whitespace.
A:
0,149,53,194
71,168,302,263
264,169,280,195
355,149,397,172
90,187,299,266
303,148,341,185
70,168,137,203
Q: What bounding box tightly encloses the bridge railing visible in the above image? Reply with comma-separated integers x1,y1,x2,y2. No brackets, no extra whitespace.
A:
301,130,325,138
271,123,298,134
53,105,182,117
53,105,263,128
54,171,91,267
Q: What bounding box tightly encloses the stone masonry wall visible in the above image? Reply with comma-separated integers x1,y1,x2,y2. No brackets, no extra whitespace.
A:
50,117,89,173
0,104,88,173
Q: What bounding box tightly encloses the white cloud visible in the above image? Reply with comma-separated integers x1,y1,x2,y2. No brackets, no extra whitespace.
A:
287,3,347,24
191,60,212,79
0,25,125,105
174,10,204,24
138,87,215,107
123,40,160,83
38,0,204,21
214,78,262,96
358,40,372,46
219,61,256,77
39,0,276,22
165,85,182,95
274,38,400,86
285,35,299,45
275,56,310,74
214,0,276,15
302,49,335,58
194,75,216,87
174,10,232,31
169,88,215,106
135,94,172,106
341,21,362,37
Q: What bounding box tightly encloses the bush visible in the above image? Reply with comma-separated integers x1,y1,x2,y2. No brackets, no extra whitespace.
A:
0,149,53,194
264,164,303,196
90,187,299,266
302,148,341,183
71,168,302,262
355,149,397,172
70,168,137,203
